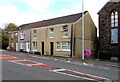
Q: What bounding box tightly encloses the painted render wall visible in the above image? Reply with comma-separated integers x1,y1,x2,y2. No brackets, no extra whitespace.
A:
18,28,31,52
74,12,97,58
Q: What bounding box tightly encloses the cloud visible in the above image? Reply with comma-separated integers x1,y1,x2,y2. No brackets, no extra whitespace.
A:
21,0,54,13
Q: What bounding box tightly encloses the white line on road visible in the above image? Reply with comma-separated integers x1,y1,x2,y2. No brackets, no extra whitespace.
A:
98,67,109,70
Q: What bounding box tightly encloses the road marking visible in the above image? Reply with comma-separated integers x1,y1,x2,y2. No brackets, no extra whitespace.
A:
98,67,109,70
50,69,110,81
1,54,110,81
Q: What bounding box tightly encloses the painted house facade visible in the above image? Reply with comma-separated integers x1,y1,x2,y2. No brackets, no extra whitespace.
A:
98,0,120,60
31,11,97,58
17,24,31,52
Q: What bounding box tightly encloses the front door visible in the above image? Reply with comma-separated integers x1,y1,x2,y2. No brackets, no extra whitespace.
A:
50,42,54,55
16,43,18,51
26,42,30,52
41,42,44,55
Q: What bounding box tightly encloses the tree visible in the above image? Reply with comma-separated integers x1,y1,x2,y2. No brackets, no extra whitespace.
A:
4,23,17,32
1,23,17,49
2,33,9,49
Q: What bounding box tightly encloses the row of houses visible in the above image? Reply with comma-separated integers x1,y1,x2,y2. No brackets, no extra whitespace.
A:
8,11,97,58
8,1,120,59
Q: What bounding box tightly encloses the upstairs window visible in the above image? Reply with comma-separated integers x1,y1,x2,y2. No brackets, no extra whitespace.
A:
21,32,24,40
33,30,37,39
61,25,68,38
50,28,54,38
111,10,119,44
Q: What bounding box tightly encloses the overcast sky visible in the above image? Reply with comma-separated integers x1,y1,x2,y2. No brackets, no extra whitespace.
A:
0,0,109,31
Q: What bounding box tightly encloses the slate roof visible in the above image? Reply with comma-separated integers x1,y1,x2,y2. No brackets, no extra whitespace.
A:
98,1,120,14
19,11,88,29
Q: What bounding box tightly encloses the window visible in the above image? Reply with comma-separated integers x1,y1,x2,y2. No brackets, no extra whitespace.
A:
50,29,54,38
111,10,118,27
62,42,70,51
111,29,118,44
56,42,60,50
111,10,119,44
33,42,37,51
20,43,24,49
33,30,37,39
62,26,68,38
15,33,18,36
21,32,24,39
11,33,14,38
11,42,14,47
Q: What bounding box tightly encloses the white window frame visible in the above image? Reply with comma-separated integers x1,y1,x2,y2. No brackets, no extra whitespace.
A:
11,42,14,47
50,29,54,38
15,33,18,36
21,32,24,39
20,43,24,49
62,42,70,51
33,30,37,39
63,31,68,38
56,42,60,51
33,42,37,51
11,33,14,38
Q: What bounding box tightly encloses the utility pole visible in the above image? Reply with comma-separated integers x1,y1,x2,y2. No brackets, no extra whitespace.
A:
82,0,85,61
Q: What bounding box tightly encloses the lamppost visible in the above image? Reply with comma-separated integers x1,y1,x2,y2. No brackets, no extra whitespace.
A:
82,0,85,61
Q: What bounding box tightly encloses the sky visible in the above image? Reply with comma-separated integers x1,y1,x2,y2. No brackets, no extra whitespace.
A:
0,0,109,34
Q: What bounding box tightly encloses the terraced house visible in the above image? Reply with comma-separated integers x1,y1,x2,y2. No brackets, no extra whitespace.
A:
98,0,120,60
31,11,97,58
8,28,19,51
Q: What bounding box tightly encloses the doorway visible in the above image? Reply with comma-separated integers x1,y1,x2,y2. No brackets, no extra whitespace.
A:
50,42,54,55
41,42,44,55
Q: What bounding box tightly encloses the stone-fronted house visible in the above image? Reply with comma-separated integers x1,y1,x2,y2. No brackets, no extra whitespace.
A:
98,0,120,60
31,11,97,58
8,28,19,51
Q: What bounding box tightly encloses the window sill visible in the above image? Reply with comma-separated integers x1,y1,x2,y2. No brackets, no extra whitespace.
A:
32,50,37,52
34,38,37,40
56,49,71,52
50,37,54,39
62,36,68,38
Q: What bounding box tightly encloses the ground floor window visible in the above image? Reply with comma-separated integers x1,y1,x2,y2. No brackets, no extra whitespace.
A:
20,43,24,49
56,42,60,50
33,42,37,51
11,42,14,47
62,41,70,51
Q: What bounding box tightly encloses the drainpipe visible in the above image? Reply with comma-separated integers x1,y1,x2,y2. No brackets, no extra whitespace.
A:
72,23,75,57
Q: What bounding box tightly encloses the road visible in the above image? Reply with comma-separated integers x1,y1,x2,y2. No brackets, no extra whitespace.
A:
1,50,119,81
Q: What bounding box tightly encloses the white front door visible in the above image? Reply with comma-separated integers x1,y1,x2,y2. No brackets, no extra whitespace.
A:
26,42,30,52
16,43,18,51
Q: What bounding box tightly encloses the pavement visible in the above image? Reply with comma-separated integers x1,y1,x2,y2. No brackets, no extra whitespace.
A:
13,51,120,68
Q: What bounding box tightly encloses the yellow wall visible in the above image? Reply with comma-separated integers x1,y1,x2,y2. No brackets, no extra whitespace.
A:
74,12,97,58
31,24,72,57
